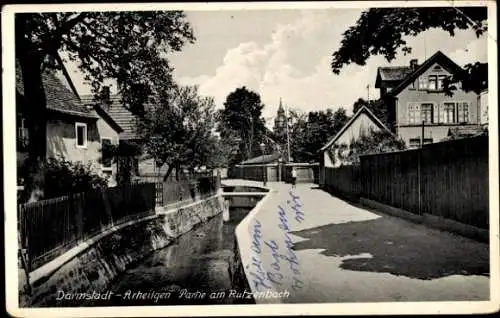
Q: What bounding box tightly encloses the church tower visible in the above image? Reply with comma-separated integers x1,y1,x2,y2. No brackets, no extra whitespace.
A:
273,98,288,161
274,98,286,134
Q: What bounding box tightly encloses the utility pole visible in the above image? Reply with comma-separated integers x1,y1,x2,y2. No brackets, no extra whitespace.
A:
285,102,291,162
367,84,370,103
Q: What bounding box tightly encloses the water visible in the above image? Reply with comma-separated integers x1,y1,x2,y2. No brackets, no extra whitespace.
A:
85,207,254,306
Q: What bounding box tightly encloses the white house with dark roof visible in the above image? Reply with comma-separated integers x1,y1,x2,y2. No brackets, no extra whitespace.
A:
375,50,486,147
319,105,393,167
16,61,123,186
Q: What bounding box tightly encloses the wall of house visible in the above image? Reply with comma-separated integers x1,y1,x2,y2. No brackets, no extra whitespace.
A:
323,112,383,168
46,118,101,169
479,90,488,126
395,62,480,145
96,117,120,187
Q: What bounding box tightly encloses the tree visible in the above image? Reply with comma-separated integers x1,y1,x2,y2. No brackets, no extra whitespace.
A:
16,12,195,200
331,7,488,94
290,108,349,162
352,98,392,129
220,87,267,161
138,85,216,181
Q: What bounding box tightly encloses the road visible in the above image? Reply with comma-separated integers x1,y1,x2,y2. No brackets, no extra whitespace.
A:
226,180,490,303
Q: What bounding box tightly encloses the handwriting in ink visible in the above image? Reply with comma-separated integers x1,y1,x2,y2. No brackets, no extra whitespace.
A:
265,240,281,272
247,256,271,291
288,191,304,223
251,220,262,254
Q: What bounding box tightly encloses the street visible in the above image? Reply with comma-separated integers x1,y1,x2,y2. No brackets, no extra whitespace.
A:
226,180,490,303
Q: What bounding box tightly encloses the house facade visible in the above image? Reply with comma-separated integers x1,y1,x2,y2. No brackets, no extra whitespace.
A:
81,93,162,177
16,65,123,187
319,106,393,169
376,51,484,148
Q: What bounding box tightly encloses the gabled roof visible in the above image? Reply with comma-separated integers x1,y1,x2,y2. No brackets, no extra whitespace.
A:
92,104,124,133
81,94,141,140
320,106,392,151
240,153,281,165
389,51,465,96
375,66,413,88
16,62,97,119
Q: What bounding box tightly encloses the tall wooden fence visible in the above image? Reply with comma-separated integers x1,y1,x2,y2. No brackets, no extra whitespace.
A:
18,183,156,269
324,135,489,229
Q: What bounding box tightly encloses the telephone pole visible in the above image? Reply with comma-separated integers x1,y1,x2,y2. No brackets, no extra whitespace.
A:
285,102,291,162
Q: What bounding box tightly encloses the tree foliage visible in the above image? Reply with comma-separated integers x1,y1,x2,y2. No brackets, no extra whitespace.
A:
331,7,487,74
17,11,195,112
330,7,488,95
138,85,216,180
42,157,109,199
290,108,349,163
219,87,267,161
352,98,393,129
16,11,195,200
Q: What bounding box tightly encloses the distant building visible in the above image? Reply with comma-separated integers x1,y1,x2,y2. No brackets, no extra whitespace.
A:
273,98,289,161
375,50,486,148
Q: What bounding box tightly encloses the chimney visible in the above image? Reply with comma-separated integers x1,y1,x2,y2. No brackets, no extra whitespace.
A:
410,59,418,70
102,86,110,101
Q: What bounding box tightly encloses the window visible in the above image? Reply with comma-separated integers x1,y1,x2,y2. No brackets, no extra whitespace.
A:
408,104,420,124
442,103,456,124
457,102,469,123
440,102,470,124
409,138,421,148
101,138,113,170
437,75,447,90
421,103,434,123
409,138,433,148
428,75,438,91
17,117,29,149
75,123,87,148
418,76,427,90
427,75,447,91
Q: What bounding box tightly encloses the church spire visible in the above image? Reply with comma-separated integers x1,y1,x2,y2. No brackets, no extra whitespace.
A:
277,97,284,114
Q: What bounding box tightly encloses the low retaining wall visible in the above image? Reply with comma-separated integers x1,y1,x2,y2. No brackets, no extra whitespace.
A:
360,198,489,243
20,195,223,307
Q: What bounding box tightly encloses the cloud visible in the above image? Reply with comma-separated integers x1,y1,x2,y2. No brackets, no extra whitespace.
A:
177,10,368,125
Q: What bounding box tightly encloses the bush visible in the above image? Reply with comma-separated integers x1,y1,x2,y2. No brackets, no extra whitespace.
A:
43,157,108,199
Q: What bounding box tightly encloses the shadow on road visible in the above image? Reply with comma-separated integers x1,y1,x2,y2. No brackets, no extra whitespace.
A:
291,216,489,280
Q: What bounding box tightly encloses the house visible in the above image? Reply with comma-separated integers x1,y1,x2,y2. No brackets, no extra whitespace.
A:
319,105,393,168
16,62,123,187
375,50,485,148
80,93,168,177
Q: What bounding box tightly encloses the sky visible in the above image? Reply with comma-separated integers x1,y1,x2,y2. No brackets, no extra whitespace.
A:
64,7,488,128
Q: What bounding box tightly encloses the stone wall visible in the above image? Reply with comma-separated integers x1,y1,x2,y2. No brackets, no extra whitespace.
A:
20,196,223,307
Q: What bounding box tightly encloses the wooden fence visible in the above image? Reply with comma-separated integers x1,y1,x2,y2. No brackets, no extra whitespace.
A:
18,183,156,269
323,135,489,229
